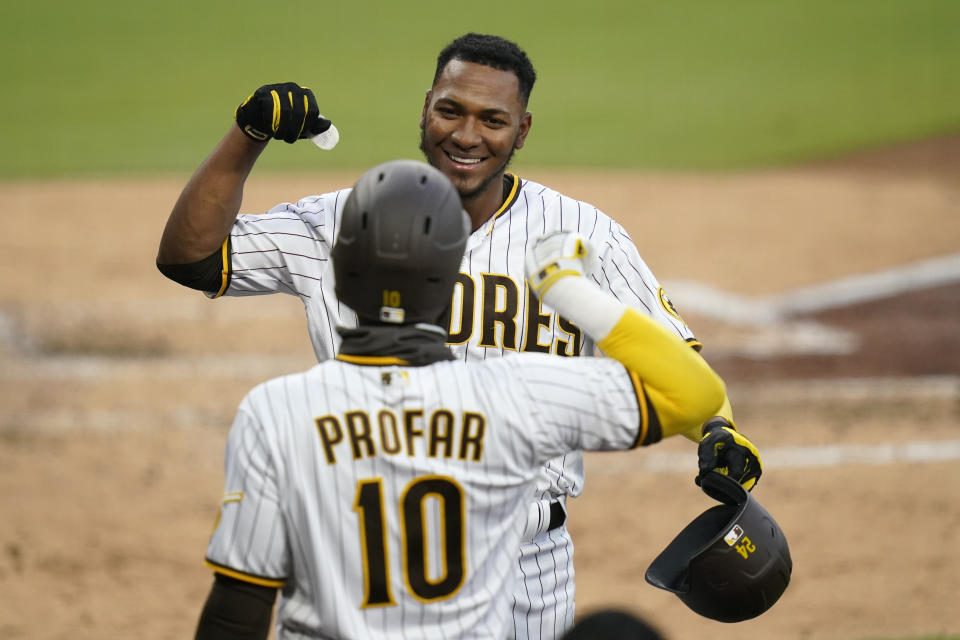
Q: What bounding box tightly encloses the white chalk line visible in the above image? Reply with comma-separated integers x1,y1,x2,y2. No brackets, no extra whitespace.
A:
587,439,960,474
727,375,960,404
0,407,235,433
659,251,960,357
0,353,317,382
664,251,960,324
4,400,959,471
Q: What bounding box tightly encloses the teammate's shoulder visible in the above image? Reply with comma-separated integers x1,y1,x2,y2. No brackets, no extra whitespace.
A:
515,174,611,217
249,186,353,219
472,355,625,401
515,175,566,202
472,351,580,375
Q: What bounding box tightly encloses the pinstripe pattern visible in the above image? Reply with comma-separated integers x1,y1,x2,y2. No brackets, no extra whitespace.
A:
219,173,695,639
205,355,641,639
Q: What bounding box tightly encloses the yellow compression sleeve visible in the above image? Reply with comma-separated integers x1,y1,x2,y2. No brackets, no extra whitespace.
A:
680,389,735,442
598,309,726,440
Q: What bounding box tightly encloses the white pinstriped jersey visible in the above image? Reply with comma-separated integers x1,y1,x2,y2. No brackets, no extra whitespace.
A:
219,173,697,506
205,354,647,639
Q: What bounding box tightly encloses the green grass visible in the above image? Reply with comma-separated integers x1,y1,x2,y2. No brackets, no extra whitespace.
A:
2,0,959,177
861,636,960,640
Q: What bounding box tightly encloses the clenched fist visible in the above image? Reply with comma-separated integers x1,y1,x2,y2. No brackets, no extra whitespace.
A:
696,418,763,491
524,231,593,299
235,82,333,144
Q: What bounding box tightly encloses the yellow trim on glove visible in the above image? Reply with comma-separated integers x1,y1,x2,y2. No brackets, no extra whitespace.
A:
298,94,309,137
533,267,583,297
270,90,281,133
704,426,762,491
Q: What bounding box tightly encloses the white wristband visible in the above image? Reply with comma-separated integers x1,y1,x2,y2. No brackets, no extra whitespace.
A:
311,120,340,149
541,276,625,341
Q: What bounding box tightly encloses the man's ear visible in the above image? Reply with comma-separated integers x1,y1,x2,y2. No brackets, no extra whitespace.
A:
420,90,432,129
515,112,533,149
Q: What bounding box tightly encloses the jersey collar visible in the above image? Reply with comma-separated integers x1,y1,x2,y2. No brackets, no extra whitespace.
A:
472,173,521,238
493,173,521,224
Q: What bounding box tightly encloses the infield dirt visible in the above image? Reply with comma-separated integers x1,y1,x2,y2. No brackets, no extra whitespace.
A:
1,136,958,639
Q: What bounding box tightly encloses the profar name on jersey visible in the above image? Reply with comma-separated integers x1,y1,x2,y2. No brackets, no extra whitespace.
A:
316,409,486,465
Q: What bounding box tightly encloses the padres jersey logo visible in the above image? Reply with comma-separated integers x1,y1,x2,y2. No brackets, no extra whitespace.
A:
447,273,583,356
658,286,686,325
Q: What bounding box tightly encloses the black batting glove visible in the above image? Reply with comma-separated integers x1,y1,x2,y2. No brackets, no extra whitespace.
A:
696,417,763,491
235,82,333,144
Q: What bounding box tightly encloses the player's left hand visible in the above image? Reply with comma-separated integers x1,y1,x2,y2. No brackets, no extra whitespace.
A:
695,417,763,491
524,231,593,298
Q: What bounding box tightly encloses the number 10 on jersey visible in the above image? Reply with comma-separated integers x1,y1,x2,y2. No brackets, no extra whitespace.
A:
353,476,466,607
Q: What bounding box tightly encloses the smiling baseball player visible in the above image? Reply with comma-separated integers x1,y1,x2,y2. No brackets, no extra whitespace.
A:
160,34,762,640
194,159,728,640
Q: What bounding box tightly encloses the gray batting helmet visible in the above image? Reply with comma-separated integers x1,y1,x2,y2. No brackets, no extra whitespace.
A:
332,159,470,325
645,472,792,623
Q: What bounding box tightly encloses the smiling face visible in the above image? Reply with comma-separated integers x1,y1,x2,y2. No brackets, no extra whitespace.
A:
419,60,532,225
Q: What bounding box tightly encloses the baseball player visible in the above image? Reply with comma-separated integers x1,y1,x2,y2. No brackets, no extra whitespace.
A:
194,159,728,640
159,33,762,639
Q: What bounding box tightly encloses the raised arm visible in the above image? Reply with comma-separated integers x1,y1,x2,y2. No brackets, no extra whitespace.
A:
527,232,724,435
157,126,267,264
526,231,762,489
157,82,336,266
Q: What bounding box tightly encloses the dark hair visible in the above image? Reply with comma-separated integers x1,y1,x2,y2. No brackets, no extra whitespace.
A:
561,609,666,640
433,33,537,107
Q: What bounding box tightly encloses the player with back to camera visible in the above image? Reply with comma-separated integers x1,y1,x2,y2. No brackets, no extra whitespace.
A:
158,33,763,639
193,158,727,639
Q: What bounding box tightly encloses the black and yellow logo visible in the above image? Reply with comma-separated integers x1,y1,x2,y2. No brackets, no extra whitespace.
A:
657,287,685,324
382,290,402,307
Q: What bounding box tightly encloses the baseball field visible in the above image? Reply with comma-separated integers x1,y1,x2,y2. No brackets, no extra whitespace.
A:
2,2,959,639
